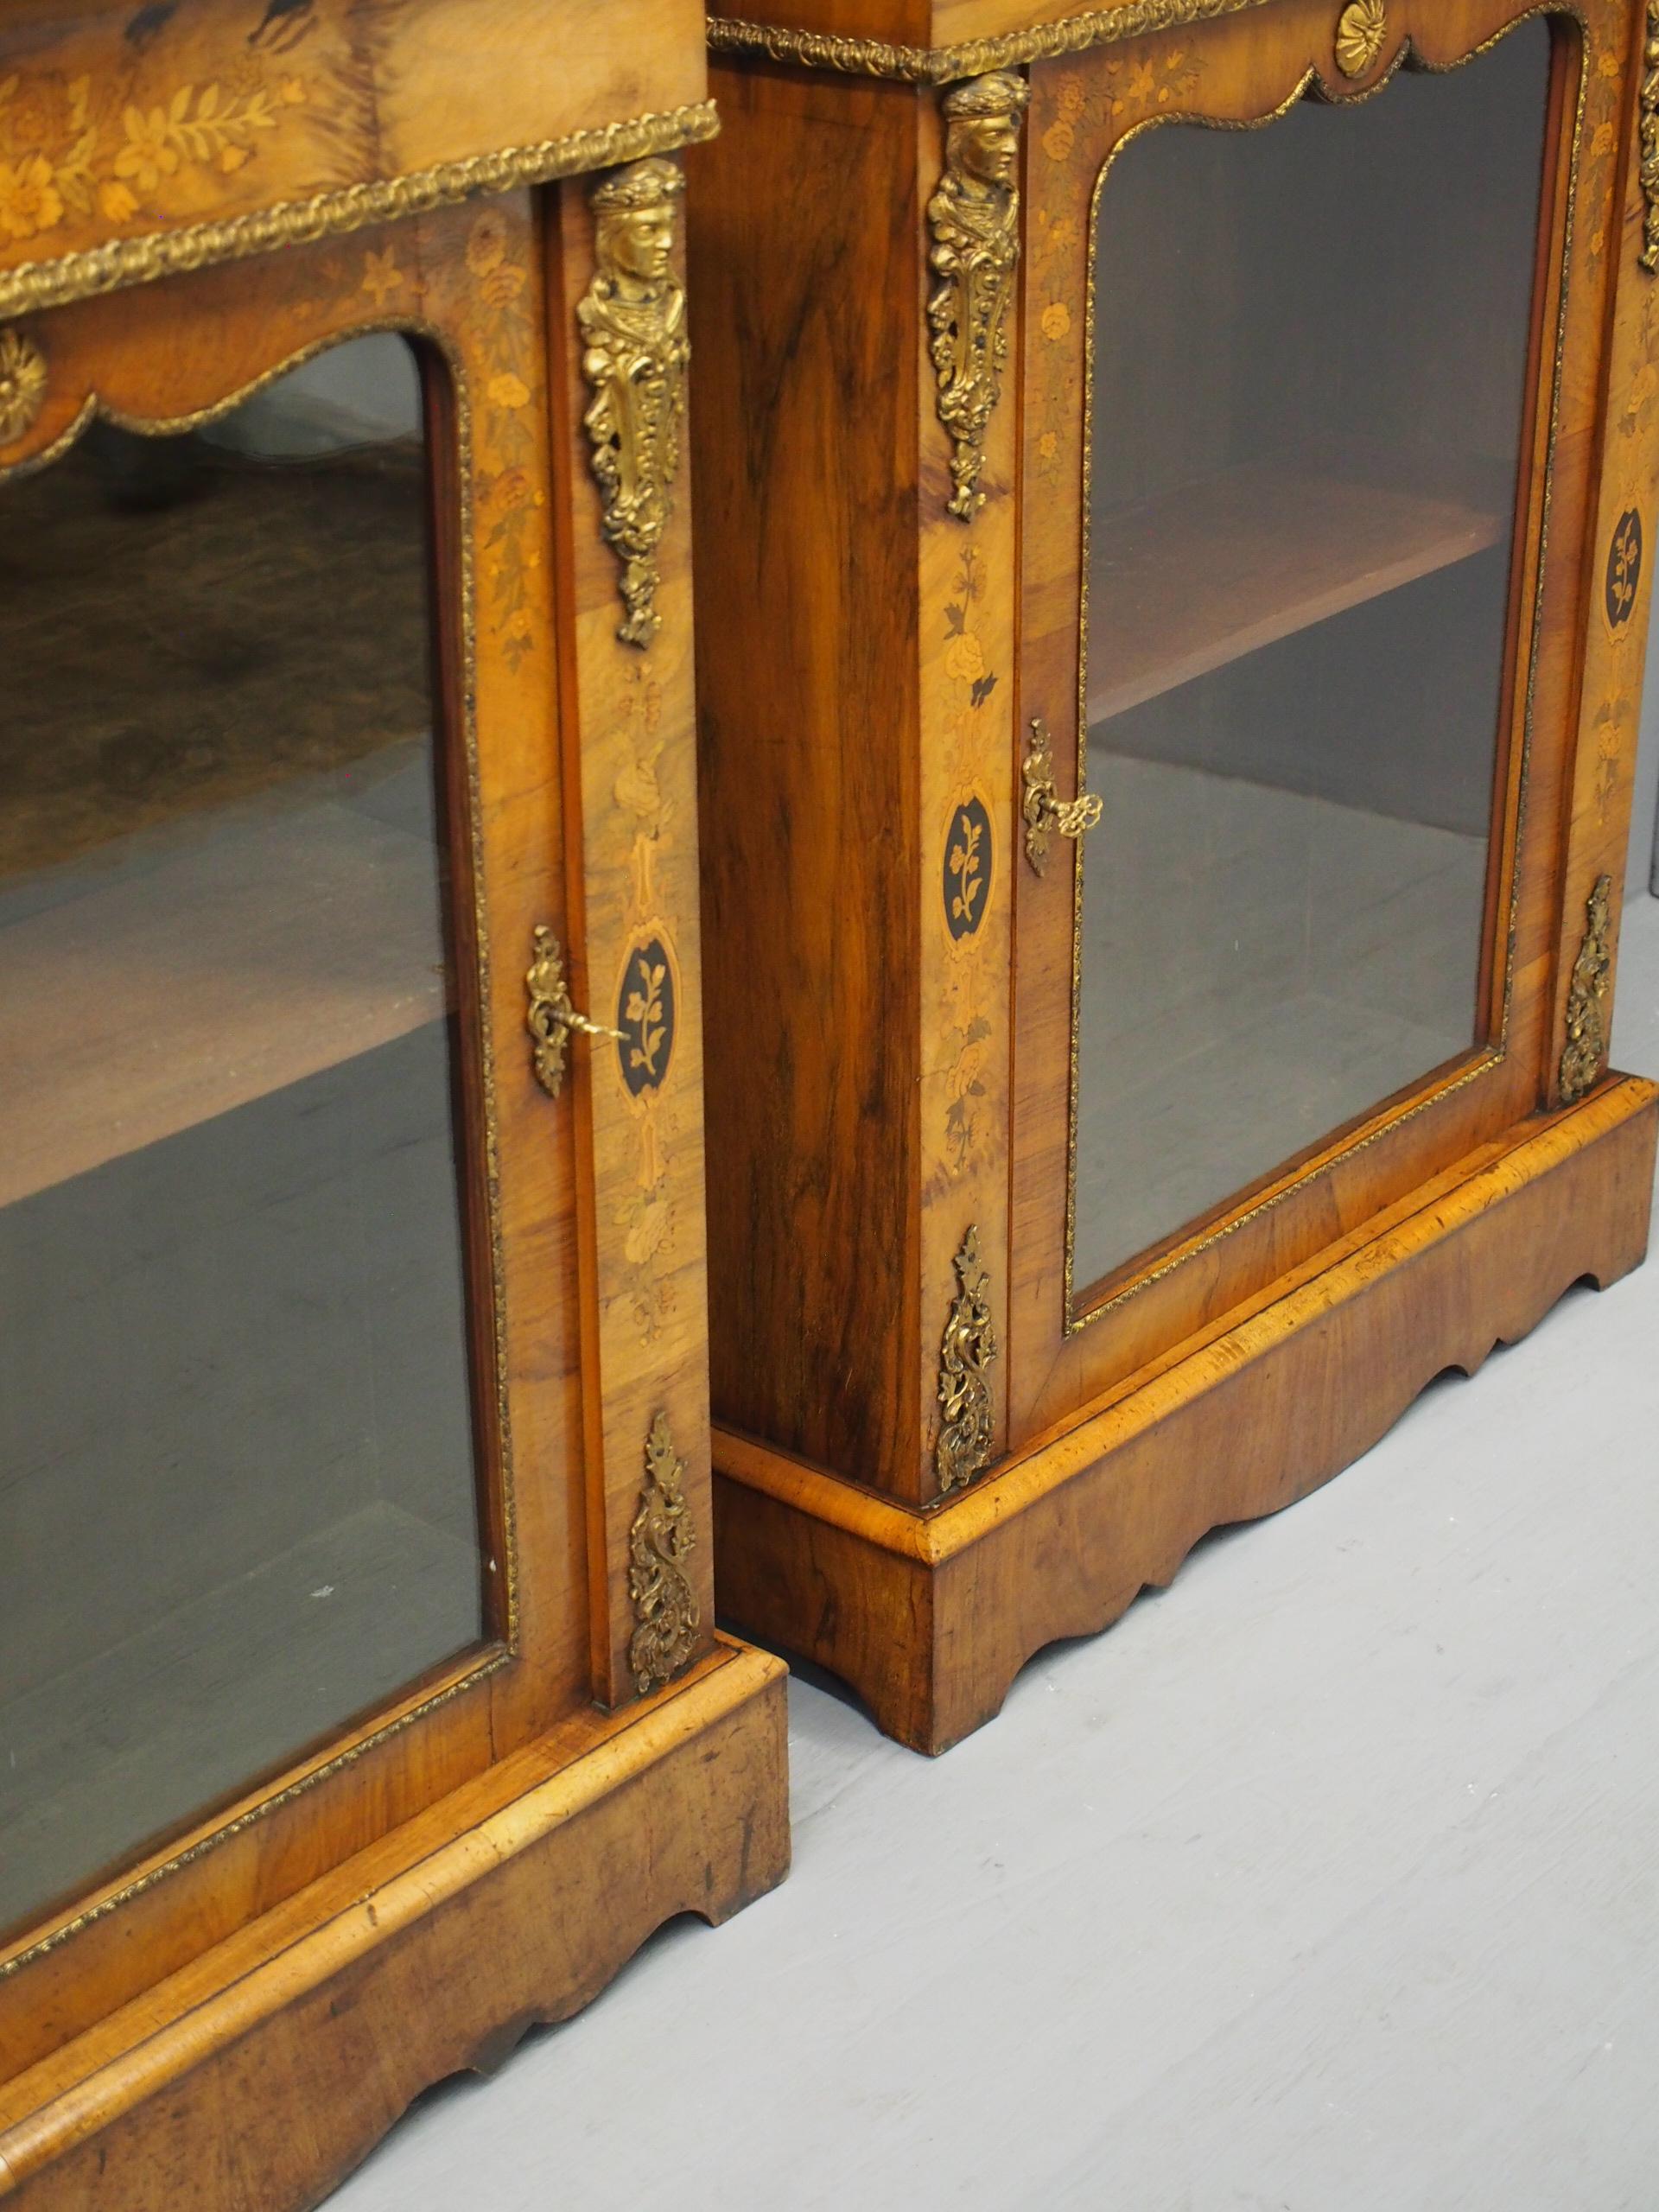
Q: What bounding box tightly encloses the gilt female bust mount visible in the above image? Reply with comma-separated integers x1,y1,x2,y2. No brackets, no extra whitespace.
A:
579,156,690,648
927,70,1027,523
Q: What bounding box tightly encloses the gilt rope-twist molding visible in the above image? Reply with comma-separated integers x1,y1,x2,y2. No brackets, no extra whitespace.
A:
707,0,1275,83
578,157,690,646
0,101,718,323
928,73,1027,522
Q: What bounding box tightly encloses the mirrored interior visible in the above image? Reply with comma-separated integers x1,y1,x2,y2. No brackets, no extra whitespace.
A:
1073,23,1554,1300
0,334,489,1937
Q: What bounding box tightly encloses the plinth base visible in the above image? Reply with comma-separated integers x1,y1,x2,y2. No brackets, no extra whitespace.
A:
715,1079,1657,1754
0,1638,789,2209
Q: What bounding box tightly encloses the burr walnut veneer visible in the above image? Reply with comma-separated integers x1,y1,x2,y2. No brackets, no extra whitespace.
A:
0,1,787,2203
692,0,1659,1750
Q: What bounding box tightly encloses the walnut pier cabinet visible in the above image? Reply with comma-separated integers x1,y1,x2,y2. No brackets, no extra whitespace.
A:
0,1,786,2202
692,0,1659,1751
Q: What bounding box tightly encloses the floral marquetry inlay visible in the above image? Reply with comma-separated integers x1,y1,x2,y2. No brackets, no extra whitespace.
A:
470,208,545,673
944,797,992,942
0,62,305,244
617,938,675,1097
1605,508,1643,633
939,544,1000,1173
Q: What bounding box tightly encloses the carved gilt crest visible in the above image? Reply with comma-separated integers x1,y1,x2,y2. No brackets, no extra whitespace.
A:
926,71,1028,523
578,156,690,647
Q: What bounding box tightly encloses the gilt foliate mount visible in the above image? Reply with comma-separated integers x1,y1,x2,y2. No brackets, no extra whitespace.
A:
578,156,690,647
935,1225,999,1494
1641,1,1659,273
927,72,1027,523
1560,874,1614,1105
627,1411,702,1695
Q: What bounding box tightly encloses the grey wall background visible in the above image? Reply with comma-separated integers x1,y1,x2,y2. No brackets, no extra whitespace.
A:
1634,655,1659,899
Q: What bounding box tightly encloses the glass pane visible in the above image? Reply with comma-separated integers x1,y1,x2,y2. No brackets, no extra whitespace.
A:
1073,23,1553,1299
0,334,487,1936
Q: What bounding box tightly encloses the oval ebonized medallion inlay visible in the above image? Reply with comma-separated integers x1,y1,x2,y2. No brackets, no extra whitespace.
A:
616,936,676,1096
944,795,993,942
1606,507,1643,632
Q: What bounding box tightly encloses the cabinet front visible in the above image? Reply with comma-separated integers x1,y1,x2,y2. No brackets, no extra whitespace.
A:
0,183,683,2056
1012,0,1625,1432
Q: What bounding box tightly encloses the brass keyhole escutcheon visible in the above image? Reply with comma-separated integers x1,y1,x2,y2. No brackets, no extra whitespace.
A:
1022,718,1103,877
525,925,623,1099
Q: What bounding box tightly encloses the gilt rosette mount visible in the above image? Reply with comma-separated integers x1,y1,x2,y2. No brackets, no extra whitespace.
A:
1333,0,1388,79
579,156,690,647
936,1225,999,1495
927,71,1027,523
0,325,47,448
628,1412,702,1695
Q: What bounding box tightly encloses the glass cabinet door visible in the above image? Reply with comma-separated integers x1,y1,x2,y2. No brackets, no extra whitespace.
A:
0,334,492,1936
1071,21,1553,1302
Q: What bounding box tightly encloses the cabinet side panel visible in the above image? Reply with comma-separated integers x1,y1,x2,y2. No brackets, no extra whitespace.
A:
690,62,926,1495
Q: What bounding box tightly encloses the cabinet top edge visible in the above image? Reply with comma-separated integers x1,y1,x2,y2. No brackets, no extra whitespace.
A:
0,0,713,321
708,0,1617,81
707,0,1278,83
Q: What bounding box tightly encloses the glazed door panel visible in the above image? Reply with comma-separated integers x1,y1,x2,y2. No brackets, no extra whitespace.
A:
0,195,604,2056
0,330,492,1938
1011,0,1626,1437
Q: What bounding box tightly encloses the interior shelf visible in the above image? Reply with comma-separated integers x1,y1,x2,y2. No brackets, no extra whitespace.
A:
0,791,451,1210
1087,442,1512,728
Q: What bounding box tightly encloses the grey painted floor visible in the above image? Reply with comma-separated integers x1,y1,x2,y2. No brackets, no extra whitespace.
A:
334,897,1659,2212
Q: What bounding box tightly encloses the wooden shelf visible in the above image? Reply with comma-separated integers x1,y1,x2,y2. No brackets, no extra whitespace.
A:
1087,443,1511,728
0,792,451,1210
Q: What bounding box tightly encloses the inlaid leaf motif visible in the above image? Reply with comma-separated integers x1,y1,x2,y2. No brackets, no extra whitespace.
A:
625,958,668,1079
